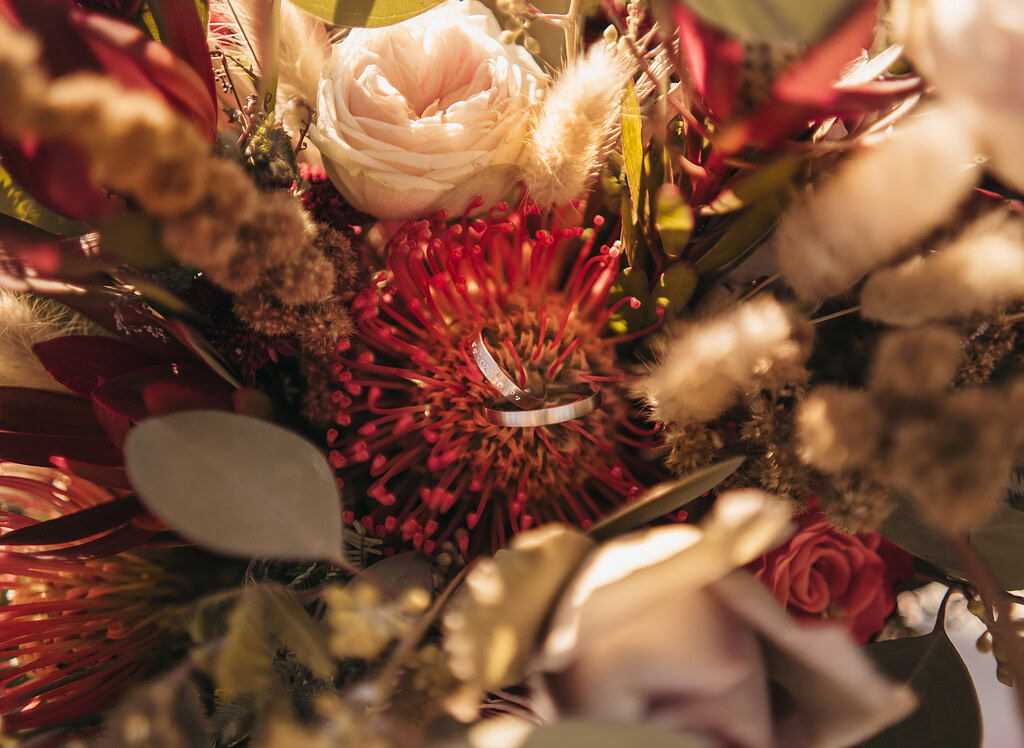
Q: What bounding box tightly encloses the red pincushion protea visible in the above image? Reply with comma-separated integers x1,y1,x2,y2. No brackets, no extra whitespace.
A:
329,202,666,558
0,464,221,733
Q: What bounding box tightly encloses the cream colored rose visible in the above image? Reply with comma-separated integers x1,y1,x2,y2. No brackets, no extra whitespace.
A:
309,0,546,220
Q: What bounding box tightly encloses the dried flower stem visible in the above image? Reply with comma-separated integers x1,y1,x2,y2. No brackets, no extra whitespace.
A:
810,306,862,325
359,561,476,706
944,532,1024,720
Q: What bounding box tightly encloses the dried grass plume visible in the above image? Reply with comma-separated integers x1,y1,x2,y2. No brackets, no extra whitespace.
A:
637,296,813,426
522,43,629,207
775,106,978,300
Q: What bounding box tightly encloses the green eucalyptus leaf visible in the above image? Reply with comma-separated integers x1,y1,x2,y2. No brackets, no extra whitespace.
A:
588,456,746,540
606,267,648,334
621,80,644,210
882,496,1024,590
682,0,860,44
860,599,981,748
98,213,174,270
365,552,433,598
288,0,445,27
125,410,342,562
701,156,800,216
655,184,693,259
647,262,698,325
694,193,786,275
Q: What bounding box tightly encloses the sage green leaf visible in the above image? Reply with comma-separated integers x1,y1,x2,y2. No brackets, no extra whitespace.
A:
655,184,693,259
682,0,860,44
621,80,644,208
606,267,648,334
210,583,334,700
881,496,1024,589
694,192,787,275
701,156,800,216
646,262,698,325
588,456,746,540
365,552,433,598
98,213,174,270
288,0,445,27
861,598,981,748
524,721,711,748
125,410,342,562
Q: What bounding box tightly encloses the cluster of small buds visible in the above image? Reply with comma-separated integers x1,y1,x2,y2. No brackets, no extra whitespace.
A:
798,326,1024,532
0,17,357,364
324,582,430,660
495,0,541,55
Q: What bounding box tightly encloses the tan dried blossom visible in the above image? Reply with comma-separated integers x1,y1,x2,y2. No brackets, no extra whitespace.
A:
795,385,882,473
233,285,301,337
267,225,352,307
884,389,1015,531
868,326,963,397
0,17,46,133
161,159,258,269
522,43,629,207
296,302,353,358
957,312,1019,387
819,472,894,535
637,296,813,426
775,106,979,300
664,422,720,475
300,356,337,428
861,213,1024,325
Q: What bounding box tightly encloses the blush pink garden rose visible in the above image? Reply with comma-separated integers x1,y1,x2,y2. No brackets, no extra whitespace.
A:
749,509,913,644
309,0,546,221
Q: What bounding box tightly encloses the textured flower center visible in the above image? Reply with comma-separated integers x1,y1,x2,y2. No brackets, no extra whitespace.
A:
329,204,664,557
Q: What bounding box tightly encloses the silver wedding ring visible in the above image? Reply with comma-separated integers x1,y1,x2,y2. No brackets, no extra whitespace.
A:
483,388,603,428
469,331,545,409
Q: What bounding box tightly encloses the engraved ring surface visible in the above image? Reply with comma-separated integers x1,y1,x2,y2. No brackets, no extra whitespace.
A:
469,331,545,410
483,388,603,428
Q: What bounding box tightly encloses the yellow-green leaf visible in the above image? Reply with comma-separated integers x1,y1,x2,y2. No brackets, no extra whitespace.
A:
288,0,445,27
98,213,174,270
701,156,800,215
694,193,787,275
655,184,693,259
606,267,648,334
647,262,697,324
621,80,644,208
620,193,637,266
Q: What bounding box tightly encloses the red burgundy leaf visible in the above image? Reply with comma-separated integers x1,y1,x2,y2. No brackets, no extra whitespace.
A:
0,432,123,466
0,387,105,438
91,364,234,421
49,457,132,490
672,3,743,121
32,523,156,560
0,495,143,545
148,0,218,121
91,397,132,451
32,336,161,396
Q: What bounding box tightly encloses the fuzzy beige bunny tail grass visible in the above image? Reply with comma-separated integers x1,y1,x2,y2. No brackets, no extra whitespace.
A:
278,1,330,112
636,296,813,426
775,105,979,300
862,212,1024,325
522,43,629,207
0,291,102,391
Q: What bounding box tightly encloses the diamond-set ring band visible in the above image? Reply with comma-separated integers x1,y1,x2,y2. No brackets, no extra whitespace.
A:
467,329,603,428
469,331,545,409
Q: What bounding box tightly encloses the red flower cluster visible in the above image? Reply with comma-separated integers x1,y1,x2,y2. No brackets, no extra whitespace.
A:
749,509,913,644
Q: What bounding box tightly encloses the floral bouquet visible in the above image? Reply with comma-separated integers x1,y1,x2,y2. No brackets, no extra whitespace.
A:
0,0,1020,744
